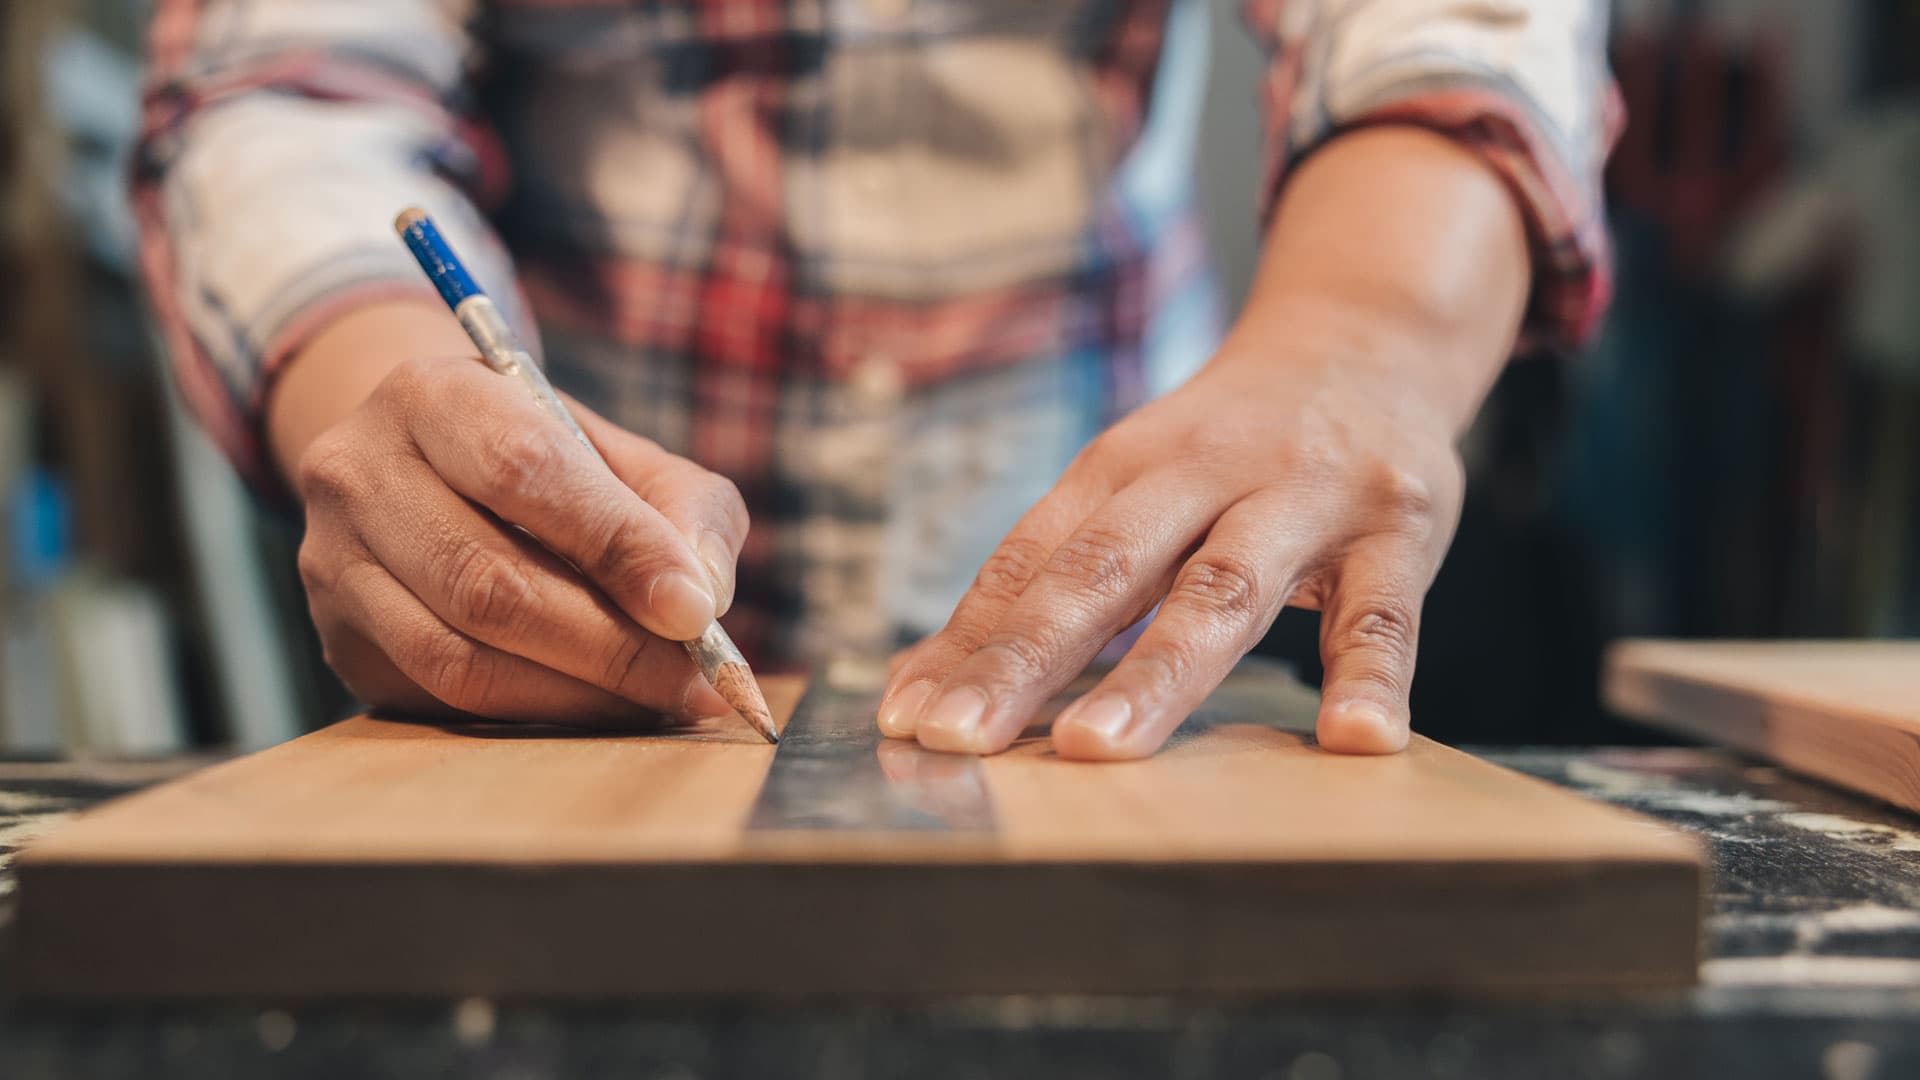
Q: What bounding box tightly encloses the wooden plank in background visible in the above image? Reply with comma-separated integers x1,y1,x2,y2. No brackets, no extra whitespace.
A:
1606,639,1920,814
12,669,1704,997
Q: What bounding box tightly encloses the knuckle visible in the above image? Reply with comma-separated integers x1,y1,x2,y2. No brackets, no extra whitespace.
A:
576,511,665,589
1170,553,1264,624
1370,461,1439,525
384,355,437,398
438,538,540,633
297,532,363,599
1281,438,1348,486
295,539,329,592
1076,431,1121,471
316,636,372,695
1334,597,1420,660
971,537,1052,604
1065,430,1130,488
1184,423,1246,467
675,462,749,535
296,433,367,505
709,472,750,534
597,633,652,695
976,632,1053,682
1047,525,1137,601
411,631,495,711
1130,639,1198,696
923,612,990,659
483,425,570,502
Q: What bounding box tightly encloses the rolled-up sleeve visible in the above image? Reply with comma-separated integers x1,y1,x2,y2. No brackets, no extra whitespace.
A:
1241,0,1622,350
134,0,519,494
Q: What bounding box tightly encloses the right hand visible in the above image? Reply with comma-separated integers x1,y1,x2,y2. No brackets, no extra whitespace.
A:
292,354,748,725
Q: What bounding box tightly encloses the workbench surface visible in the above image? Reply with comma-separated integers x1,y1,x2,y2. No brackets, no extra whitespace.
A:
3,745,1918,1079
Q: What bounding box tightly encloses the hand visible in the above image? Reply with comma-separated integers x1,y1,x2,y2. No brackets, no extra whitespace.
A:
875,125,1530,758
875,332,1463,758
293,354,748,724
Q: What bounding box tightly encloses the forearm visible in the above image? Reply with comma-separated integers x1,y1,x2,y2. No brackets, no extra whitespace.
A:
137,0,512,497
266,300,475,493
1224,125,1532,435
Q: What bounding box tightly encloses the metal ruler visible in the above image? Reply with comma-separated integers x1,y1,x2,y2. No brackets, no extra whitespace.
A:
744,657,1302,834
745,659,996,834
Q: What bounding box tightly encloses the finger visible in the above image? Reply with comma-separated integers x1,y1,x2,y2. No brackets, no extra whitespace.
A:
315,621,455,719
913,475,1220,755
879,634,933,684
321,618,723,729
886,639,925,680
389,358,718,641
1052,489,1303,760
1313,535,1432,755
573,403,749,616
348,472,728,717
328,559,677,725
876,464,1111,738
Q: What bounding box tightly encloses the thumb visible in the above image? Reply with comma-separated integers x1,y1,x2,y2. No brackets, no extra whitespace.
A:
571,403,749,618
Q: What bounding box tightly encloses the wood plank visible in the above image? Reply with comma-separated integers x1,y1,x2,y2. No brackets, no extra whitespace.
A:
1606,639,1920,814
11,668,1704,997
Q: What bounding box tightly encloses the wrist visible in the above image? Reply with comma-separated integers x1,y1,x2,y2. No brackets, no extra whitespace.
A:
266,298,474,494
1225,125,1532,435
1206,301,1473,444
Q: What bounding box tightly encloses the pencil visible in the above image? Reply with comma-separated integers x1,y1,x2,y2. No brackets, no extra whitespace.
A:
393,207,776,743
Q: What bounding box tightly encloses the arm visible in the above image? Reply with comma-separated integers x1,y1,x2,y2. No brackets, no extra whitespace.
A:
1240,0,1618,348
136,0,517,495
881,126,1522,757
138,2,745,724
878,0,1617,758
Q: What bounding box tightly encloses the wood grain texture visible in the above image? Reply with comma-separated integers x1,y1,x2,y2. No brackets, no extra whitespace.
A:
13,669,1703,997
1606,639,1920,814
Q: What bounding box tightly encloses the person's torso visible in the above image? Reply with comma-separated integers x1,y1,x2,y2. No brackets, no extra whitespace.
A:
473,0,1221,663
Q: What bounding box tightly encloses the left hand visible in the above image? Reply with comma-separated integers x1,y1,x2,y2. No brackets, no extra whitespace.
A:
874,317,1465,759
872,121,1536,759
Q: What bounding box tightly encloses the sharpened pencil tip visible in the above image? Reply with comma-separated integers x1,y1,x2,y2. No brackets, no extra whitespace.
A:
741,695,779,745
713,662,778,745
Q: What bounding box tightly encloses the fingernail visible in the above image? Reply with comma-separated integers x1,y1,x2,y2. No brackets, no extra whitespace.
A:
1333,699,1391,732
877,680,936,739
1061,696,1132,745
918,686,990,749
1322,699,1406,754
696,532,735,616
648,571,716,640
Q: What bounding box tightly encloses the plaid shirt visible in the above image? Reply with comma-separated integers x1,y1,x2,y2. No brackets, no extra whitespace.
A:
136,0,1618,667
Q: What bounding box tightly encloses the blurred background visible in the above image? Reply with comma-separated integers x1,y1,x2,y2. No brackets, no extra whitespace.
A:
1,0,1914,756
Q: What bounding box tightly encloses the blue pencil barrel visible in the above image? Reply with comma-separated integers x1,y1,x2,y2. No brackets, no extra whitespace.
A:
394,209,485,310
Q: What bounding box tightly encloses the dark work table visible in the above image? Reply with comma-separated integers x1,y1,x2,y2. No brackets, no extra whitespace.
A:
2,746,1919,1079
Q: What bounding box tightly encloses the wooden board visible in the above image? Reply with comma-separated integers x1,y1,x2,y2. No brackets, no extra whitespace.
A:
11,667,1704,997
1607,639,1920,814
